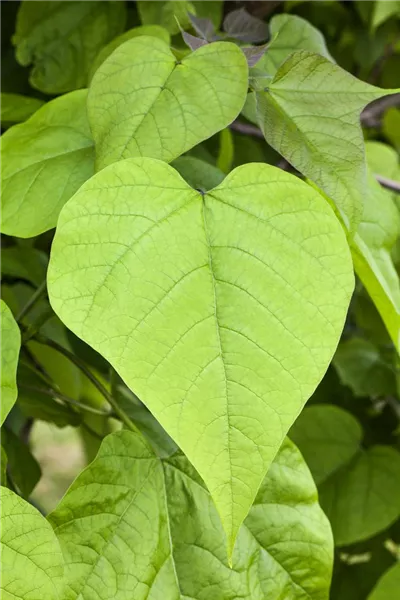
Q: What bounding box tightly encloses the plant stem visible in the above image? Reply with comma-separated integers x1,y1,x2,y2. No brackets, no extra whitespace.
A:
32,334,140,434
16,280,47,323
375,174,400,194
19,384,112,417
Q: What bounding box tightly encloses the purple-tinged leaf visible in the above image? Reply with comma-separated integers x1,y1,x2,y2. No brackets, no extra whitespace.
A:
242,44,269,67
223,8,269,43
188,12,215,40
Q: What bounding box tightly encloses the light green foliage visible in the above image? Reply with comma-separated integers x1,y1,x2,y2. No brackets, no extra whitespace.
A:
193,0,223,27
0,486,64,600
334,337,397,397
258,14,333,76
89,25,170,80
290,405,400,546
368,563,400,600
137,0,194,34
350,173,400,352
254,50,398,229
13,0,126,93
365,141,400,182
370,1,400,30
1,300,21,425
1,428,41,498
172,155,225,190
1,92,45,126
88,37,248,170
383,108,400,150
217,128,234,173
48,157,353,552
1,90,94,238
49,430,333,600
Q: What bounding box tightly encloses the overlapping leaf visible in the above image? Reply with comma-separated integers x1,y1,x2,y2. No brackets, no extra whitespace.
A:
254,50,399,229
49,430,333,600
257,14,333,76
368,563,400,600
1,90,94,238
13,0,126,93
0,487,64,600
1,92,45,126
1,300,20,425
87,37,248,169
48,158,353,552
290,405,400,546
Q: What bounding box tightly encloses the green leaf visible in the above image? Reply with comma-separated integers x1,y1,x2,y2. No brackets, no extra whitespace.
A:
254,50,399,230
0,486,64,600
258,14,333,77
365,141,400,182
89,25,170,81
137,0,194,34
350,173,400,352
1,90,95,238
1,300,21,425
13,0,126,94
48,157,353,553
49,430,333,599
383,108,400,150
1,246,48,286
216,128,234,174
88,37,249,170
192,0,223,28
1,428,41,498
290,405,400,546
1,446,8,487
368,562,400,600
371,1,400,30
1,92,45,126
172,155,225,190
333,337,397,397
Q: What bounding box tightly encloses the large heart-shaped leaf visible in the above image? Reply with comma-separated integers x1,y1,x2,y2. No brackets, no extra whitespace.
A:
0,486,64,600
48,158,353,552
369,563,400,600
1,300,20,425
13,0,126,94
1,90,94,238
87,37,248,170
49,430,333,600
290,405,400,545
254,51,399,230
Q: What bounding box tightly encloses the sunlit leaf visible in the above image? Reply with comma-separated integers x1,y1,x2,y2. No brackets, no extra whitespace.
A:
49,430,333,600
1,90,94,238
1,300,21,425
1,92,45,126
48,157,353,553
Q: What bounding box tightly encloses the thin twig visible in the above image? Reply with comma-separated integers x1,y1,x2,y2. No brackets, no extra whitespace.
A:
375,174,400,194
361,93,400,128
32,333,140,434
16,280,47,323
229,120,264,138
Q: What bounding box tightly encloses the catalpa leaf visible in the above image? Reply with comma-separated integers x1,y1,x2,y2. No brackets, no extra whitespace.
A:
48,158,353,553
1,90,94,238
350,172,400,352
172,155,225,190
13,0,126,93
137,0,194,35
89,25,170,81
223,7,269,43
290,405,400,546
254,50,399,230
257,14,333,76
1,92,45,127
0,486,64,600
1,300,21,425
369,563,400,600
87,37,248,170
1,428,41,498
49,430,333,600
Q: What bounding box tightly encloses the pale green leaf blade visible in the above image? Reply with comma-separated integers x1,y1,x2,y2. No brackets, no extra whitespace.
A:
291,405,400,546
137,0,194,34
48,157,353,552
89,25,170,81
49,430,333,600
1,92,45,126
87,37,249,169
1,300,21,425
1,90,95,238
255,50,399,229
258,14,333,76
368,563,400,600
0,486,64,600
13,0,126,93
